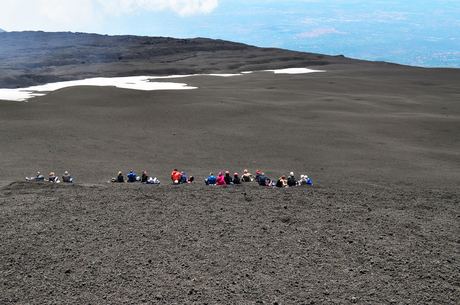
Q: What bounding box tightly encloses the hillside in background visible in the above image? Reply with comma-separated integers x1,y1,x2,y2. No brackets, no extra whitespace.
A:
0,31,365,89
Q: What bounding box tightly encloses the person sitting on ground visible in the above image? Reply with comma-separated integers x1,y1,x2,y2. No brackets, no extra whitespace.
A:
241,169,254,182
127,170,137,182
180,171,188,183
171,169,183,185
48,172,55,182
298,174,313,185
205,172,216,185
62,171,73,183
254,170,263,182
276,175,288,187
224,171,233,185
287,172,297,187
117,171,124,183
187,176,194,183
141,171,149,183
216,172,227,185
49,172,59,183
26,171,45,180
233,172,241,184
256,172,271,186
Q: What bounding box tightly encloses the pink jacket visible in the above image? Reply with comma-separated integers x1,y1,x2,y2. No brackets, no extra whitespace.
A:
216,173,226,185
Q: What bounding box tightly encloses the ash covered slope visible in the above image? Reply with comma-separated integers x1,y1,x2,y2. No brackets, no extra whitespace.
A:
0,31,354,89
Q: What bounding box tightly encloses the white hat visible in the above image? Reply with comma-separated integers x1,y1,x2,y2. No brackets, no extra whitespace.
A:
301,175,305,179
290,172,294,176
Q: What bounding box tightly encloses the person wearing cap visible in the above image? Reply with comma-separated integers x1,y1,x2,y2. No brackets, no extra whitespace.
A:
241,169,254,182
256,172,271,186
224,171,233,185
205,172,216,185
26,171,45,180
117,171,124,183
62,171,73,183
287,172,296,187
171,169,183,185
233,172,241,184
255,170,262,181
216,172,226,185
180,171,188,184
298,174,313,186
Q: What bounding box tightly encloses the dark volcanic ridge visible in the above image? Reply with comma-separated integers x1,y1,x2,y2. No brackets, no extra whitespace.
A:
1,31,366,89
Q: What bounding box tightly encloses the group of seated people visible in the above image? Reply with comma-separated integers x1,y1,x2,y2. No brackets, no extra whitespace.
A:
26,171,73,183
205,171,242,185
205,169,312,187
27,169,311,187
275,172,312,187
112,170,161,184
171,169,194,184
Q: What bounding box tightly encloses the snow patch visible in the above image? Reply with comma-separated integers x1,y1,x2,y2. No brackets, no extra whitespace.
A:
0,69,326,102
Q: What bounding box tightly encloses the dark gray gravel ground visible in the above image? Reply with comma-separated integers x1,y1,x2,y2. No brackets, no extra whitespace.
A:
1,181,459,304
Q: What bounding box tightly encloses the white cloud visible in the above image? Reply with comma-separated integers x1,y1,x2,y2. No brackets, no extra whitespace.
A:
111,0,219,16
0,0,218,32
37,0,96,27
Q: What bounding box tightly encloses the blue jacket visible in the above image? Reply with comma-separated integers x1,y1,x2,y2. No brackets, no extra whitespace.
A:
206,175,216,185
127,172,137,182
181,172,187,183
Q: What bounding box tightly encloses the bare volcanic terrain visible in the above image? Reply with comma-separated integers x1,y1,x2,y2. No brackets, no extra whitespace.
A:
0,31,346,89
1,31,459,304
1,181,459,304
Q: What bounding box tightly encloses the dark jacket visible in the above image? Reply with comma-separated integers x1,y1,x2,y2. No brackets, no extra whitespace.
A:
233,175,241,184
62,173,71,183
117,174,124,183
256,175,270,186
224,174,233,185
287,177,296,187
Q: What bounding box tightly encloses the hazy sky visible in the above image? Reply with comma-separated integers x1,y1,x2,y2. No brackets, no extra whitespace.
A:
1,0,459,67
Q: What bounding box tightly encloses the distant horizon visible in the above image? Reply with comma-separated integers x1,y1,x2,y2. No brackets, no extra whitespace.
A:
1,28,457,69
1,1,459,68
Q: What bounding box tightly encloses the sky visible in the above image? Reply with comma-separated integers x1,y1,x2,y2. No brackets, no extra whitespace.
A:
1,0,459,67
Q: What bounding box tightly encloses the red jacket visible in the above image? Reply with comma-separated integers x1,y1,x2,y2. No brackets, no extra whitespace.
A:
171,171,183,182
